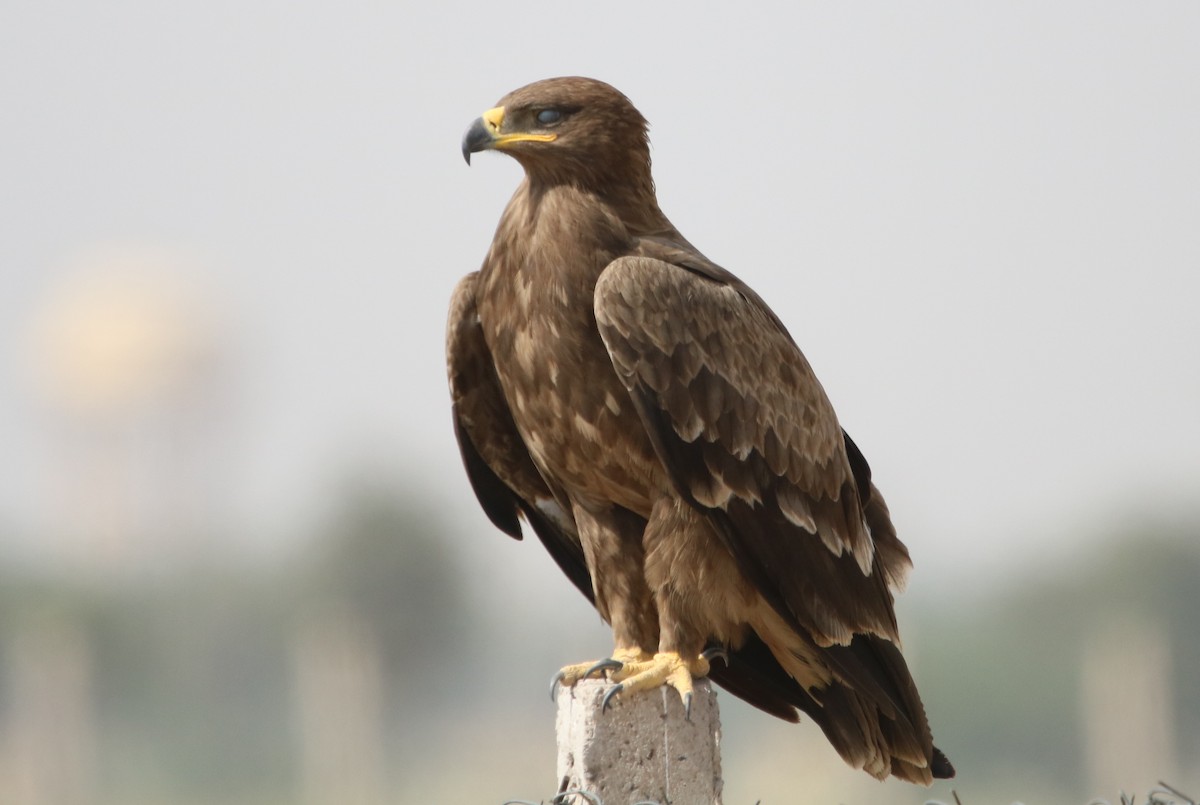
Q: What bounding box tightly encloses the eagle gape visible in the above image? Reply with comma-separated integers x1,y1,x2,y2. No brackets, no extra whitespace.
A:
448,76,953,783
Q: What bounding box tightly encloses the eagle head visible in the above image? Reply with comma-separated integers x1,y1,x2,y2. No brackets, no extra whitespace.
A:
461,76,651,191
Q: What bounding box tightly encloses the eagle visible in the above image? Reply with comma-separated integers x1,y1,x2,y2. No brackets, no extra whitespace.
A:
448,76,953,784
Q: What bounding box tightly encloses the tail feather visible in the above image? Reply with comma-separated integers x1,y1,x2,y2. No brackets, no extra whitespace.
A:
727,622,953,785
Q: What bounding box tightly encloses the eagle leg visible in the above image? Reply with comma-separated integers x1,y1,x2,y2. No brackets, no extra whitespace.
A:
550,647,653,700
599,650,716,719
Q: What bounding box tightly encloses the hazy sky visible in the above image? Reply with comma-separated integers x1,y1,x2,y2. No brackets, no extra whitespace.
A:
2,2,1198,594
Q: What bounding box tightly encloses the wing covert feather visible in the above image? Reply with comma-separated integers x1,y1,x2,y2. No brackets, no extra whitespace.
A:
595,255,899,644
447,274,592,598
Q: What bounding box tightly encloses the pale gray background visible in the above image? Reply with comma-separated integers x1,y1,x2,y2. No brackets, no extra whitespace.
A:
4,2,1196,584
1,2,1197,802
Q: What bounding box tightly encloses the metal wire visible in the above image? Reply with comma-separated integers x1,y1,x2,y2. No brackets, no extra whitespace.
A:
925,783,1194,805
519,781,1194,805
502,790,663,805
925,791,964,805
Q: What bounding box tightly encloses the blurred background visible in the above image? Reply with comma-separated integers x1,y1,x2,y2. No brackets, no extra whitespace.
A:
2,2,1198,803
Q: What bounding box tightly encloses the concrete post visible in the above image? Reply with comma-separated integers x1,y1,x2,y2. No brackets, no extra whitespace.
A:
555,678,723,805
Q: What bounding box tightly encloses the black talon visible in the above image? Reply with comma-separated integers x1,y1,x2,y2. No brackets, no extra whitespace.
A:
554,791,602,805
701,645,730,666
550,671,565,701
583,658,624,679
601,683,624,712
683,691,694,721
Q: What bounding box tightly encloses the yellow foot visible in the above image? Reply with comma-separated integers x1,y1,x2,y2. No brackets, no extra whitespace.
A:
550,647,652,700
601,649,726,719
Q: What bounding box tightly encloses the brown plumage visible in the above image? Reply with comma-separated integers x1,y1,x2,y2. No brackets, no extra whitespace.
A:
448,76,953,783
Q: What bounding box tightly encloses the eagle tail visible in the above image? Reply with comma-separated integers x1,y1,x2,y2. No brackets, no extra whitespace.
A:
752,630,954,784
799,674,953,784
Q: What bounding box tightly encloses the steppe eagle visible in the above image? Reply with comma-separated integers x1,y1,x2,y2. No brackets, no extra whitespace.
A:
447,76,952,783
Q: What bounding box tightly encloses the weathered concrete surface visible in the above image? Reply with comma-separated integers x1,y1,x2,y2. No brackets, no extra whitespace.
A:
555,678,723,805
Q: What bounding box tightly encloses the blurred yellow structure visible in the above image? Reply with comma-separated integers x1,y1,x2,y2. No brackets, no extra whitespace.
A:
26,245,218,417
20,244,228,568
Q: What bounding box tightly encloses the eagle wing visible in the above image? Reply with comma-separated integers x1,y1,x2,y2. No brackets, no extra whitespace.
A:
593,240,910,649
594,245,954,779
446,273,592,600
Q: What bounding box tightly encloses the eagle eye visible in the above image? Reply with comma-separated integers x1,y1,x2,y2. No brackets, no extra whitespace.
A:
536,108,564,126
